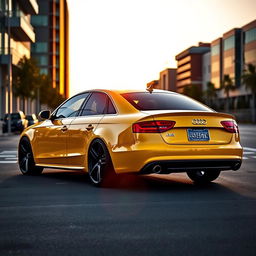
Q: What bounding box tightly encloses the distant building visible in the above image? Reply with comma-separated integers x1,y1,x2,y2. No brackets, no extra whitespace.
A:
202,52,211,91
210,19,256,121
210,38,223,89
31,0,69,99
175,42,210,93
222,28,242,87
0,0,38,118
242,20,256,67
159,68,177,91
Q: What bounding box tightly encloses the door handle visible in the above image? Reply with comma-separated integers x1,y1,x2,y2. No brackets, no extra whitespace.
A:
86,124,94,131
61,125,68,132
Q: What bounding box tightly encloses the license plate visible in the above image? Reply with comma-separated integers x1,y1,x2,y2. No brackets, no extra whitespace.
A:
187,129,210,141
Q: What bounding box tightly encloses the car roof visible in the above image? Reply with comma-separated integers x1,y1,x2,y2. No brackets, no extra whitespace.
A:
79,88,176,95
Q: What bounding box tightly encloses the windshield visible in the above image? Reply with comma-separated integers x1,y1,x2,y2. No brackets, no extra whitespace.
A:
121,92,212,111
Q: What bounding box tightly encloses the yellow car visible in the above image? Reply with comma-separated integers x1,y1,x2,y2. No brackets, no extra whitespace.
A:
18,89,243,186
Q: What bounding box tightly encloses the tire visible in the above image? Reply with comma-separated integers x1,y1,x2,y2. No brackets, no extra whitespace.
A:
18,137,43,175
88,139,117,187
187,170,220,183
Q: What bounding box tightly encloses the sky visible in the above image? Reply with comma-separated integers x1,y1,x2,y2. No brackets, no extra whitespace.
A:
68,0,256,96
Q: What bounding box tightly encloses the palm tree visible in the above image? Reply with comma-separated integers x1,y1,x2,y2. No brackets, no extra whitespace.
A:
243,63,256,123
221,74,235,112
204,81,217,107
183,84,203,102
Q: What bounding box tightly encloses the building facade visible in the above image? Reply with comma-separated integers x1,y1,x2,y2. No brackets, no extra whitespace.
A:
159,68,176,91
202,52,211,92
211,38,223,89
209,19,256,121
0,0,38,118
175,42,210,93
222,28,242,87
243,20,256,67
31,0,69,99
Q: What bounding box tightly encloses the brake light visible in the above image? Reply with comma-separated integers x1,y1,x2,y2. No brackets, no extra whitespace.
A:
221,120,239,133
132,120,176,133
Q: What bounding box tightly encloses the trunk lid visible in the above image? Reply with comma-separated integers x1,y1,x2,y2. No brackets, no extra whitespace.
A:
142,111,235,145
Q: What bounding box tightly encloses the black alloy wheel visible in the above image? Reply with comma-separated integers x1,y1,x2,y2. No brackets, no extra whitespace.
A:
88,139,116,187
186,170,221,183
18,137,43,175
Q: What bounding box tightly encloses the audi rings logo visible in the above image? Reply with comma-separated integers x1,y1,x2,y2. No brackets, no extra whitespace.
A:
192,119,207,125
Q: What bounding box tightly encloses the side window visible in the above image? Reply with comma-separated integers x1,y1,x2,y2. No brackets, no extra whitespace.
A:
55,93,89,119
107,98,117,114
80,92,107,116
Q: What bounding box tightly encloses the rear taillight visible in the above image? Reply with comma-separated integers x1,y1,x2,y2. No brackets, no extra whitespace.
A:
221,120,239,133
132,120,176,133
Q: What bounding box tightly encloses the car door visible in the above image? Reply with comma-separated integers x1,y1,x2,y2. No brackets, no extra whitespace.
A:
35,93,89,166
66,92,109,168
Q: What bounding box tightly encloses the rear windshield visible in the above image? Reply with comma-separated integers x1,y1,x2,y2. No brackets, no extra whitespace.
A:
121,92,212,111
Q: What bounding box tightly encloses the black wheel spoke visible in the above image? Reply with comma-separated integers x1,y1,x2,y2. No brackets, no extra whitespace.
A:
19,138,43,176
90,147,99,160
88,140,115,186
20,144,27,154
25,158,29,171
100,156,106,165
20,157,26,168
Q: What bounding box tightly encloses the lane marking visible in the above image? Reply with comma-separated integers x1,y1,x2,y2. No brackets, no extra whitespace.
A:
243,147,256,152
0,150,18,164
0,151,17,154
0,161,17,163
243,152,255,155
243,157,249,160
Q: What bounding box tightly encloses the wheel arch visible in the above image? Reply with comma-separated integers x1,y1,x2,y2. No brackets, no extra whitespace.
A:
87,137,116,174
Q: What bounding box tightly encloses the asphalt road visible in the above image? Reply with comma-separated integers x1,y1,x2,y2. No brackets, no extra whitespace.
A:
0,125,256,256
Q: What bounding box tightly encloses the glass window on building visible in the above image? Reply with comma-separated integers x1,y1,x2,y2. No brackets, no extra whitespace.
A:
56,70,59,81
32,42,48,53
56,32,59,42
40,68,48,75
211,44,220,56
31,15,48,26
245,28,256,44
35,56,48,66
224,36,235,51
0,0,6,12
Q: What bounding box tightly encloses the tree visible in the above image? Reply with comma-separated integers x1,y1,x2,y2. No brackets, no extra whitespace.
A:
183,84,203,102
204,81,217,107
242,63,256,123
221,74,235,112
13,56,66,112
39,74,65,109
13,56,40,107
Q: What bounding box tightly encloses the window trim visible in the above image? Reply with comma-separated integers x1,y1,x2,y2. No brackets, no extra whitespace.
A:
78,91,118,117
51,93,90,120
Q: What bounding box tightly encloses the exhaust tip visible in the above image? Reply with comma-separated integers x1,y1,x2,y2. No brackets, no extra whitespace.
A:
152,165,162,174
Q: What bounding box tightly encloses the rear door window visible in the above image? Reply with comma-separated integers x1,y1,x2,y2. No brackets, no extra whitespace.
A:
80,92,108,116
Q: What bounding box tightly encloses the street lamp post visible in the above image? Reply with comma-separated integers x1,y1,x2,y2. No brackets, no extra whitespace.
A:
7,0,12,135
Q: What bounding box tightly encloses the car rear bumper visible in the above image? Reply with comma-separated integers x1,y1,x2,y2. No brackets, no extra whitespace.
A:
110,141,243,174
139,159,242,174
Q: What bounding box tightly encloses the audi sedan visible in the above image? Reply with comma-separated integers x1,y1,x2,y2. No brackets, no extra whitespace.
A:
18,89,243,186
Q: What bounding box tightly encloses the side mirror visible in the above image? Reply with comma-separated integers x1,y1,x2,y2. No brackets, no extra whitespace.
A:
39,110,51,120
